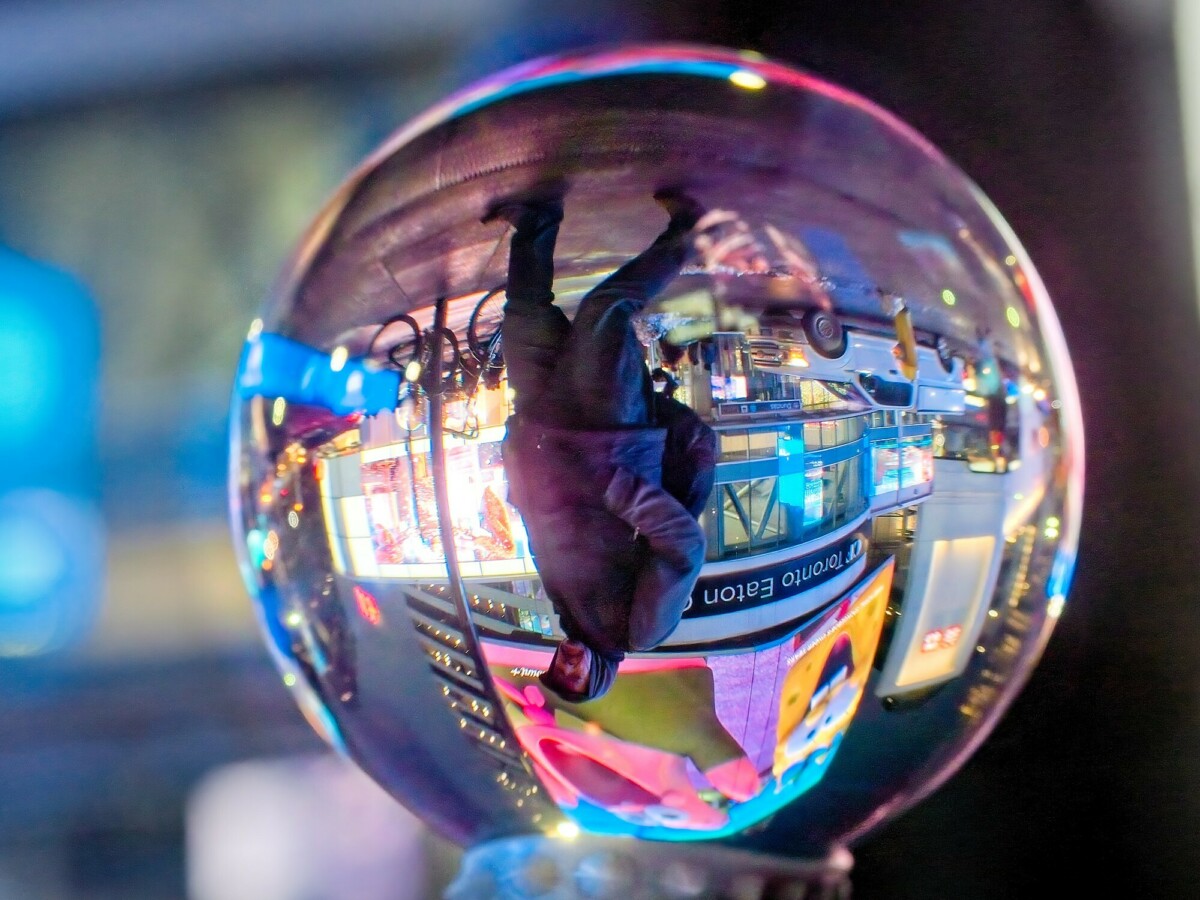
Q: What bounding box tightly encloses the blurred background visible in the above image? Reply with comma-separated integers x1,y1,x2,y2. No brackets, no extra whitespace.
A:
0,0,1196,897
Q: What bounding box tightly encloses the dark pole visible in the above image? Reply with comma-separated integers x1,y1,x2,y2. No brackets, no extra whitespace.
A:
425,297,508,702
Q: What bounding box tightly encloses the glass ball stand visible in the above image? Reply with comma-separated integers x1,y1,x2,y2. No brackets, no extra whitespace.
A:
447,834,853,899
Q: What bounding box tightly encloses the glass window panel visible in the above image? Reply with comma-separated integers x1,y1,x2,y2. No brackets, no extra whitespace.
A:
747,429,777,459
720,430,749,462
707,417,873,561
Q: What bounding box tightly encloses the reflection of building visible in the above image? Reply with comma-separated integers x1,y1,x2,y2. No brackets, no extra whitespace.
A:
684,333,864,420
317,416,919,652
706,417,869,560
319,421,535,582
873,461,1003,697
315,385,941,651
665,409,933,645
302,379,548,813
681,324,965,420
304,308,1052,716
285,264,1058,854
872,449,1048,699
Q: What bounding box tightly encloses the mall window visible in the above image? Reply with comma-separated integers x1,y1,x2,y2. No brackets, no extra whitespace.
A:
703,415,870,561
717,427,789,463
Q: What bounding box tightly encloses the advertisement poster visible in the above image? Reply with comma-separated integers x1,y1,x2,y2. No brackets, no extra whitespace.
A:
480,558,894,841
772,558,892,785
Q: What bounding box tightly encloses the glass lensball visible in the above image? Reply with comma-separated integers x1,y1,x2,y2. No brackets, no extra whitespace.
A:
230,44,1083,877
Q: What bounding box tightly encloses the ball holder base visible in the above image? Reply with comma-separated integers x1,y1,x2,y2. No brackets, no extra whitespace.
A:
446,833,853,899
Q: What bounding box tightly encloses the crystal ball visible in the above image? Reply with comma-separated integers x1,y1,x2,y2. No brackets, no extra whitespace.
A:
230,45,1083,868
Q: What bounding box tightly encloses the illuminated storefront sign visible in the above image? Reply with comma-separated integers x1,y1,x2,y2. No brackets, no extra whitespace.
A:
718,398,805,416
683,531,866,619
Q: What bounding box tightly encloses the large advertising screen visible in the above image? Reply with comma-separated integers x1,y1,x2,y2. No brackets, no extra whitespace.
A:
480,558,893,841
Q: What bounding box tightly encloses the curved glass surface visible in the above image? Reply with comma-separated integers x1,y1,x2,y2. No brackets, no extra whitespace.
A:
229,45,1083,859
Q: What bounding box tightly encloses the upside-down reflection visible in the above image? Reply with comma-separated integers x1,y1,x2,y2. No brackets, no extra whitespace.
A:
229,45,1082,872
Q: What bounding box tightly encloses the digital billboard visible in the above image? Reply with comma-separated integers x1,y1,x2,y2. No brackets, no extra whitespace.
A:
480,558,894,840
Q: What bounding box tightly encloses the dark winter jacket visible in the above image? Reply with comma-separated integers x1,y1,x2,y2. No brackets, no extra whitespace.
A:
503,403,716,661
